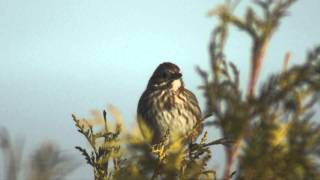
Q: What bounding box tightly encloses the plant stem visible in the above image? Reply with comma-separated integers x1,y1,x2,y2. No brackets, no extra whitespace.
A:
248,39,269,97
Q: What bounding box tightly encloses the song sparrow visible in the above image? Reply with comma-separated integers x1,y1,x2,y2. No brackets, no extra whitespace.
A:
137,62,202,144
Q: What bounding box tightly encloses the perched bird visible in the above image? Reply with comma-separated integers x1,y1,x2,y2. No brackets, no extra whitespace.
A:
137,62,202,144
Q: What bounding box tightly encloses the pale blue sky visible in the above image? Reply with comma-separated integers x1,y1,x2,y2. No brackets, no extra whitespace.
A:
0,0,319,179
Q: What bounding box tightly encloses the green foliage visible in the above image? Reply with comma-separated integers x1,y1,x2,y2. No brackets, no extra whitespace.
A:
72,109,217,180
72,110,123,179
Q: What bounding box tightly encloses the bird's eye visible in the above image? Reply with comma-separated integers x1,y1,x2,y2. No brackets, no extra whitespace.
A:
162,71,169,79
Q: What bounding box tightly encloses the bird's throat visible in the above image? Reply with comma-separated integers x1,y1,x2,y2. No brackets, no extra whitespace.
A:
171,79,182,91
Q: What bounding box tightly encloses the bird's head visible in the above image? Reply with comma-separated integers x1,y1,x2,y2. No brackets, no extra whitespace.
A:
147,62,183,91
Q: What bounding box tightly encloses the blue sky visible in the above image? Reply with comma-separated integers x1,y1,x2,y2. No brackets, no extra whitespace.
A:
0,0,319,179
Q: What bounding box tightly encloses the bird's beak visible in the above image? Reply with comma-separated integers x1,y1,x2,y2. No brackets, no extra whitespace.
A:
171,72,182,80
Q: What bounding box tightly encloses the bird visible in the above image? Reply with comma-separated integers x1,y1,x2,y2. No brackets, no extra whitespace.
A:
137,62,202,145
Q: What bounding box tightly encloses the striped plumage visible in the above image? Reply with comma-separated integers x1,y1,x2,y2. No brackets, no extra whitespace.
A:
137,62,202,144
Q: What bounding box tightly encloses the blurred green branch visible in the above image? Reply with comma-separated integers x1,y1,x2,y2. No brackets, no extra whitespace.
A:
0,128,79,180
0,128,23,180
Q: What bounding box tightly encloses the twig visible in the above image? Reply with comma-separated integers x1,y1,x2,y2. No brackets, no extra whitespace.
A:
283,52,292,72
223,140,241,180
201,138,234,148
201,113,213,122
189,138,234,152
